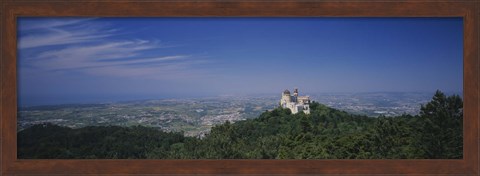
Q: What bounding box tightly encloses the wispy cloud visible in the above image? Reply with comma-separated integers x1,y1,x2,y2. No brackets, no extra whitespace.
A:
19,18,213,80
19,30,112,49
35,40,162,67
18,18,112,49
19,18,95,31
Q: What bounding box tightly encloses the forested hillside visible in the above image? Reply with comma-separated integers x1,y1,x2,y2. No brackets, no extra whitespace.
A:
18,90,462,159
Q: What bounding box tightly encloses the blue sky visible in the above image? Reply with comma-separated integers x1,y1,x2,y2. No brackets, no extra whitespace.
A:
17,17,463,106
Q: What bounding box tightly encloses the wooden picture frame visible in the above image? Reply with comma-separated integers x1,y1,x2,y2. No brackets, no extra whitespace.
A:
1,0,478,175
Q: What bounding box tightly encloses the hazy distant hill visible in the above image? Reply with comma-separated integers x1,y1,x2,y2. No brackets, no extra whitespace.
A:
310,92,439,116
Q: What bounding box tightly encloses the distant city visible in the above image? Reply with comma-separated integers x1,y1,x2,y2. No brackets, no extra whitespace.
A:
18,91,460,137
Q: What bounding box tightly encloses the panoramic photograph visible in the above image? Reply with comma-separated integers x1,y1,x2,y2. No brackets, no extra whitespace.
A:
17,17,463,159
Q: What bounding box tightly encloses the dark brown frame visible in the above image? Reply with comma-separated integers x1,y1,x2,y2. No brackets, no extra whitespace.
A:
1,0,479,175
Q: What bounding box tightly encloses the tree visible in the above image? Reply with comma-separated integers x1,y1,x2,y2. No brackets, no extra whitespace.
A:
419,90,463,159
370,117,399,158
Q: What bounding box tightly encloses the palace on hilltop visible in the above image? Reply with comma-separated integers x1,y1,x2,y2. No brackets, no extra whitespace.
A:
280,88,310,114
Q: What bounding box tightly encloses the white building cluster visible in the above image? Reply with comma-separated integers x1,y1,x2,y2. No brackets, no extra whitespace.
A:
280,88,310,114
